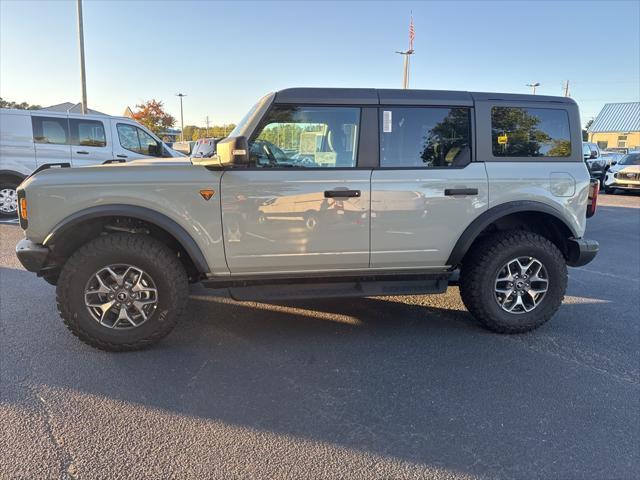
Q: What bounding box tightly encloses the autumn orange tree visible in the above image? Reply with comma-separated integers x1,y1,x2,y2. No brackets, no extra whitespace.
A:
131,100,175,135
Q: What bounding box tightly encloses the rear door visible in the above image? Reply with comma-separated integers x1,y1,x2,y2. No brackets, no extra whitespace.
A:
371,105,488,268
31,114,72,166
220,104,372,273
69,117,112,165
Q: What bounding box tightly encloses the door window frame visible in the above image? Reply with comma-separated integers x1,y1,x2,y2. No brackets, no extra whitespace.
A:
69,118,107,148
32,116,71,145
242,103,376,170
116,122,161,156
376,105,475,170
475,100,582,163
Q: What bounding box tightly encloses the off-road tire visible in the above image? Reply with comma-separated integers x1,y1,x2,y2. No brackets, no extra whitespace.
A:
459,230,567,333
56,233,189,351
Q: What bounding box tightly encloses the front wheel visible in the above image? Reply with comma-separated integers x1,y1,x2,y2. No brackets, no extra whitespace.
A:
56,233,189,351
459,231,567,333
0,179,19,219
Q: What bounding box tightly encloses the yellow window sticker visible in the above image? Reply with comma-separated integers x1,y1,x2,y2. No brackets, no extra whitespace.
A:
497,134,508,145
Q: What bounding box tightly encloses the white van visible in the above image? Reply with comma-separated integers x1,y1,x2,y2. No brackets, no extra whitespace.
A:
0,109,183,218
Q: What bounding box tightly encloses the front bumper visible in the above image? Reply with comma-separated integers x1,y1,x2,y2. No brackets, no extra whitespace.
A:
566,238,599,267
16,238,50,272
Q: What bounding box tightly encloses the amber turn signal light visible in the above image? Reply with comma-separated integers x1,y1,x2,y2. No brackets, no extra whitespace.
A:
19,197,28,220
199,189,215,201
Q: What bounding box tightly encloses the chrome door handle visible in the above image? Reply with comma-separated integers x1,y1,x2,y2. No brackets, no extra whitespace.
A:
324,190,361,198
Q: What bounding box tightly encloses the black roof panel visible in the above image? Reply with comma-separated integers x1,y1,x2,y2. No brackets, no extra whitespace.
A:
275,88,378,105
378,89,472,106
273,88,574,106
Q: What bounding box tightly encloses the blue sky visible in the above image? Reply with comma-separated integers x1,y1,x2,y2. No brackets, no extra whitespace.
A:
1,0,638,128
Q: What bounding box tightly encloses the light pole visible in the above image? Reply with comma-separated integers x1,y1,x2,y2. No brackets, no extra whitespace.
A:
176,93,186,141
76,0,88,114
526,82,540,95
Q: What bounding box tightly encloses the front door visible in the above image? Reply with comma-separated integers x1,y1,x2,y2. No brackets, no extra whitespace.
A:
371,106,488,268
220,104,371,273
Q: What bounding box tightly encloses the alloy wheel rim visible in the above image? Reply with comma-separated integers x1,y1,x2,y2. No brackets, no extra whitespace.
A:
494,256,549,314
0,188,17,213
84,264,158,329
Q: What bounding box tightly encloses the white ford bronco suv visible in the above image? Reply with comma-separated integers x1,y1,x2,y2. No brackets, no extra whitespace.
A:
15,88,599,351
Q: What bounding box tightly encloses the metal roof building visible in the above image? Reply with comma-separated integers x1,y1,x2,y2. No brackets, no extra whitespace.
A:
587,102,640,150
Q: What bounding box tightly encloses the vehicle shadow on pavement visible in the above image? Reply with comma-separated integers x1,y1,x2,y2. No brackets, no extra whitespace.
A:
2,265,637,478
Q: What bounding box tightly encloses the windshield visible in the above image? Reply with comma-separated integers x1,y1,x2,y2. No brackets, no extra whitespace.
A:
619,153,640,166
228,93,274,138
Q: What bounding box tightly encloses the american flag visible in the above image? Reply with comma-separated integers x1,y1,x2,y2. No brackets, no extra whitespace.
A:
409,15,415,50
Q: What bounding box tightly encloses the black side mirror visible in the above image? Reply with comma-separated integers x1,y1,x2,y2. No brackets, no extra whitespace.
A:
217,136,249,167
148,143,162,157
611,160,618,166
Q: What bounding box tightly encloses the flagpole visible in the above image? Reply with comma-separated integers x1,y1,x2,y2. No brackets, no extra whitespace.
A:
397,14,415,89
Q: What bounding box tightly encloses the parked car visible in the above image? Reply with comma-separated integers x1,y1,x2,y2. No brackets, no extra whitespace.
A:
15,88,599,350
582,142,607,186
0,109,183,218
171,140,195,155
603,152,640,193
191,137,221,158
599,150,625,167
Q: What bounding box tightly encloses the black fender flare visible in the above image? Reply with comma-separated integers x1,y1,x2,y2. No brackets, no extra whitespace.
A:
43,204,210,273
447,201,579,267
0,170,27,183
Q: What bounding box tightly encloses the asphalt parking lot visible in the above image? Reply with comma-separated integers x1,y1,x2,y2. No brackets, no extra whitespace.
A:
1,193,638,480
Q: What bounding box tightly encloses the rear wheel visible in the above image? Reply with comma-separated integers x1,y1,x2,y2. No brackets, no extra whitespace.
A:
459,231,567,333
56,233,188,351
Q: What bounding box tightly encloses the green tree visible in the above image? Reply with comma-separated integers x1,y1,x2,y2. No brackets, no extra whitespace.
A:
131,99,175,135
582,118,594,141
0,97,42,110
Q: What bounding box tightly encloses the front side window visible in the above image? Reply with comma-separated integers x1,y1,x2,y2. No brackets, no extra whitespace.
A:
32,116,69,145
491,107,571,157
70,119,106,147
137,128,158,156
380,107,471,167
250,106,360,168
117,123,160,156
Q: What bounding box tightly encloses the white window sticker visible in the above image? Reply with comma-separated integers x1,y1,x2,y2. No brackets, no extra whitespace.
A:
383,110,392,133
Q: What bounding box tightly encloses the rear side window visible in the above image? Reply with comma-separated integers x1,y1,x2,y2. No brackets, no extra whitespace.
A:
69,119,106,147
491,107,571,157
32,116,69,145
380,107,471,168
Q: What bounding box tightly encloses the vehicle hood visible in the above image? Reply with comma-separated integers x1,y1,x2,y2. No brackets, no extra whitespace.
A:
123,157,192,167
610,164,640,174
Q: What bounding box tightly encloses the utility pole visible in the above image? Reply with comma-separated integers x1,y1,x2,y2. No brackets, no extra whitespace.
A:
176,93,186,141
396,14,415,89
76,0,88,114
205,116,210,137
563,80,570,97
526,82,540,95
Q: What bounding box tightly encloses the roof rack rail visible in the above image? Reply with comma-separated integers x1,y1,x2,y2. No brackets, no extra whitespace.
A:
28,162,71,178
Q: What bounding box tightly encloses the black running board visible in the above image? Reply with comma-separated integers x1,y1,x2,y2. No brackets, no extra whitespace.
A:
226,277,448,301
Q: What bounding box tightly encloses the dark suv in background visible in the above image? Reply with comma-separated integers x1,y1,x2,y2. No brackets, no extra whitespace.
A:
583,142,607,187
